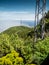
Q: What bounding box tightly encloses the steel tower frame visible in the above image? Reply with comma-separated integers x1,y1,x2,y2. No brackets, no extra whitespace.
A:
34,0,46,42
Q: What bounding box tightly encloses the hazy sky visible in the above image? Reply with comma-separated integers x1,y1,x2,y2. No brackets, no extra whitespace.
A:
0,0,49,21
0,0,35,21
0,0,49,32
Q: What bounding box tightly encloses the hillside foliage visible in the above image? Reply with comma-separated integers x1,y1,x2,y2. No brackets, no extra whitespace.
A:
0,11,49,65
0,33,49,65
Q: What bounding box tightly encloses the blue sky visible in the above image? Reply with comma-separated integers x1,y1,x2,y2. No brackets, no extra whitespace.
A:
0,0,35,21
0,0,35,12
0,0,49,20
0,0,49,32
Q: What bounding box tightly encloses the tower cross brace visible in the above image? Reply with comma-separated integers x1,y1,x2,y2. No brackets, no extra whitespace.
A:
34,0,46,42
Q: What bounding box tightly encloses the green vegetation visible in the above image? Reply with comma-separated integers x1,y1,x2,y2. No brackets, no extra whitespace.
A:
0,33,36,65
0,32,49,65
0,11,49,65
0,50,36,65
3,26,33,39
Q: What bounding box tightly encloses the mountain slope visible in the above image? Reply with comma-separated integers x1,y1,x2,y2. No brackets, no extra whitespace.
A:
0,11,49,65
2,26,33,39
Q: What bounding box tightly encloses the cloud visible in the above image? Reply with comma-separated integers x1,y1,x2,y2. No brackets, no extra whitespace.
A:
0,20,21,32
0,11,35,21
0,11,35,32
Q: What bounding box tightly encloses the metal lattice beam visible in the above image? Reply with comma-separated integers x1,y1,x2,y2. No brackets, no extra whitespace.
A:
34,0,46,42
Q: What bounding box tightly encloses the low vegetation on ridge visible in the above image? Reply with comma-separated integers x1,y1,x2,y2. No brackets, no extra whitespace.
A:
0,11,49,65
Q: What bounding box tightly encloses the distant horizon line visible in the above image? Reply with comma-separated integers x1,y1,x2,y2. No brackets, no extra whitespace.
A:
0,20,35,21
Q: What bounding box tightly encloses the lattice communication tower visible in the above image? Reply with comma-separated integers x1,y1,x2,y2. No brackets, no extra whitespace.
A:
34,0,46,42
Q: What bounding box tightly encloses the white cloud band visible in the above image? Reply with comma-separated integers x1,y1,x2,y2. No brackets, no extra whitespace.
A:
0,11,35,21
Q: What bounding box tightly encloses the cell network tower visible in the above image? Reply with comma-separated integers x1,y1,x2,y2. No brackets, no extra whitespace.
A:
34,0,46,42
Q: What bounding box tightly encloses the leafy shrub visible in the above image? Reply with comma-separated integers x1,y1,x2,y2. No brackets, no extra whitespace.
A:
33,37,49,64
0,50,36,65
0,33,14,57
0,25,49,65
0,50,23,65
